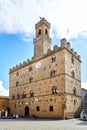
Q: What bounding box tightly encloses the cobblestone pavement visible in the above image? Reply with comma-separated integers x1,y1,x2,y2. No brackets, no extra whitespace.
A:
0,118,87,130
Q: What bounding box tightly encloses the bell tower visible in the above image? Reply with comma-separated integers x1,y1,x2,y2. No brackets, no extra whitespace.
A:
33,17,51,59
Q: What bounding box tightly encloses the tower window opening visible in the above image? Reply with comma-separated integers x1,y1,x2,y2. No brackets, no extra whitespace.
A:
45,28,48,35
38,29,41,36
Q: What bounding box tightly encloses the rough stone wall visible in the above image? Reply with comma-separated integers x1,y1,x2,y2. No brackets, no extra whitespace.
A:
9,50,66,118
64,49,81,118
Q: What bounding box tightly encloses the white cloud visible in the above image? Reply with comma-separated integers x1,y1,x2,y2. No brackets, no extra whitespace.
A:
0,0,87,40
81,82,87,90
0,80,9,96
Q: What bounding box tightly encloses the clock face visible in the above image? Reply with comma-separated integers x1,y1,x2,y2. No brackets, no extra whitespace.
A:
35,62,42,69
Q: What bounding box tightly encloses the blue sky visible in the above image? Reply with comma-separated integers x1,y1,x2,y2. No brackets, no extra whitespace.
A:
0,0,87,95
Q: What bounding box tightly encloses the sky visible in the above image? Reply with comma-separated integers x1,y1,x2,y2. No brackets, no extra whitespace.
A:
0,0,87,96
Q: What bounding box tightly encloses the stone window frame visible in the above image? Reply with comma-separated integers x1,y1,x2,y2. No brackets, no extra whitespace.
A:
49,106,53,111
22,92,26,98
71,70,75,78
29,66,32,72
38,28,41,36
71,56,74,64
16,72,19,76
29,77,33,83
73,87,76,95
12,95,15,100
51,70,56,77
17,94,20,99
51,56,56,63
52,86,58,94
74,100,77,105
45,28,48,35
36,106,40,111
16,81,19,87
30,90,34,97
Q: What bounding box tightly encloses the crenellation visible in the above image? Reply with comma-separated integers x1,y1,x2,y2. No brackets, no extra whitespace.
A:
71,48,74,53
60,38,67,48
77,55,81,60
47,48,52,54
53,45,59,51
27,59,30,62
35,17,50,28
66,42,70,49
74,51,77,56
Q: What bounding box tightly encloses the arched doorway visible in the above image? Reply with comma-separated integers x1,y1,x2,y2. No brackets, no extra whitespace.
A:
25,106,29,117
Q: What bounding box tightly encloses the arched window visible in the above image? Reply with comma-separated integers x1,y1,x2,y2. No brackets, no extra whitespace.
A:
29,66,32,72
38,29,41,36
30,91,34,97
51,70,56,77
52,56,56,63
16,81,19,87
12,95,15,100
71,71,75,78
17,94,20,99
52,86,58,94
45,28,48,35
71,56,74,64
22,92,26,98
73,87,76,95
16,72,19,76
29,77,33,83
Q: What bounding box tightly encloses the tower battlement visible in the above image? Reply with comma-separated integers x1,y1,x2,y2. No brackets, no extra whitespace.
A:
35,17,50,28
60,38,81,61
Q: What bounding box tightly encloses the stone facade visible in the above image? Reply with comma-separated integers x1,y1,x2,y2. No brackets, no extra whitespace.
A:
9,18,82,119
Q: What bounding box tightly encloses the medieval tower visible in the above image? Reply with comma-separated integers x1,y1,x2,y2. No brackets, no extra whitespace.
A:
9,18,81,119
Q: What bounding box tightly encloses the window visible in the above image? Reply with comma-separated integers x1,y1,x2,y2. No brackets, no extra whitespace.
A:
38,29,41,36
16,72,19,76
16,81,19,87
51,70,56,77
74,100,77,105
49,106,53,111
73,87,76,95
12,95,15,100
71,56,74,64
45,28,48,35
71,71,75,78
52,86,58,94
29,78,33,83
17,94,20,99
29,66,32,72
30,91,34,97
22,92,26,98
52,56,56,63
36,106,40,111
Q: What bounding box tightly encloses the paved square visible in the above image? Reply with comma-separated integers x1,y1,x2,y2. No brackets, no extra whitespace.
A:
0,118,87,130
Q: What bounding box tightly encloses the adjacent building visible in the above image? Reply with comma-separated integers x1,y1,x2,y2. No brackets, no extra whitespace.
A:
9,18,82,119
81,88,87,110
0,96,9,116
